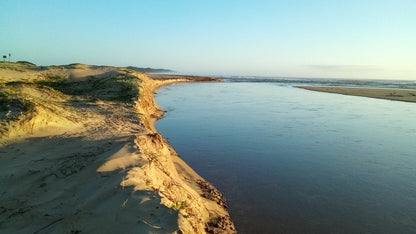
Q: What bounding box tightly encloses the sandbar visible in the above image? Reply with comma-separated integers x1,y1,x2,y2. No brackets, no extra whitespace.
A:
296,86,416,103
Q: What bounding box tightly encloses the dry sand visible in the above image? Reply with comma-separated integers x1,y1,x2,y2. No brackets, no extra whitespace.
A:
0,62,235,234
296,86,416,103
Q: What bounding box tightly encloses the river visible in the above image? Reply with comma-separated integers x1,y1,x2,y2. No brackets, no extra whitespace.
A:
155,80,416,233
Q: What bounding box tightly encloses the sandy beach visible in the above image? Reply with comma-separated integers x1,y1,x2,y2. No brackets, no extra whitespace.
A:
296,86,416,103
0,62,235,233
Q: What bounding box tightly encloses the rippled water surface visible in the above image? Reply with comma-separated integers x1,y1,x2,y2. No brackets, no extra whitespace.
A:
155,82,416,233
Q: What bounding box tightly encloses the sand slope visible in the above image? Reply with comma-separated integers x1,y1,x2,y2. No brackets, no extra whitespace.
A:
0,62,235,233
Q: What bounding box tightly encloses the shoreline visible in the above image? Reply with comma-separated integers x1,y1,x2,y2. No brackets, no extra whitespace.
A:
0,64,235,233
134,74,236,233
295,86,416,103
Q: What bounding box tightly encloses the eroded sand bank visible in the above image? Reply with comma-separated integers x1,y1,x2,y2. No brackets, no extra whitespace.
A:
296,86,416,103
0,62,235,233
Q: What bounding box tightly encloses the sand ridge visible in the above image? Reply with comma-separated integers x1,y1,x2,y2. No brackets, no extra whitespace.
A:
0,62,235,233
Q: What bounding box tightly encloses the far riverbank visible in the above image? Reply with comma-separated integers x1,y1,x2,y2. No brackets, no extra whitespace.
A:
296,86,416,103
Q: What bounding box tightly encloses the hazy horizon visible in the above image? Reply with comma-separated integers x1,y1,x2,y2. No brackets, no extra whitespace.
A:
1,0,415,80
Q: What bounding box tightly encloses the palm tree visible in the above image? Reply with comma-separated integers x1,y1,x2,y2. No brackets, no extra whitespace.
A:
8,53,11,61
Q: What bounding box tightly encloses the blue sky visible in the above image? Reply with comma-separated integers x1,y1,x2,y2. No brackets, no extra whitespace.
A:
1,0,415,79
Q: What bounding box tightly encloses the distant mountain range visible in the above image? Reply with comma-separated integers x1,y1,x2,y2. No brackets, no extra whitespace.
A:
126,66,174,73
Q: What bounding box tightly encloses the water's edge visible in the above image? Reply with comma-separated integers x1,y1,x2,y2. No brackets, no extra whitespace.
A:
137,76,236,233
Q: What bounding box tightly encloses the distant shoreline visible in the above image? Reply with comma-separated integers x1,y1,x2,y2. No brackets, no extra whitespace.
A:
295,86,416,103
148,73,223,82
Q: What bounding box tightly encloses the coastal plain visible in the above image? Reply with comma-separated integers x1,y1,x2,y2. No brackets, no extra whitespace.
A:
0,62,235,234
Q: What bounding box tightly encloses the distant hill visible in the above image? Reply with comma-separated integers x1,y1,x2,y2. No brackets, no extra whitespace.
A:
126,66,173,73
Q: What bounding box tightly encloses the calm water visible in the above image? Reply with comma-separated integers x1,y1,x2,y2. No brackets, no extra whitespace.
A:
155,82,416,234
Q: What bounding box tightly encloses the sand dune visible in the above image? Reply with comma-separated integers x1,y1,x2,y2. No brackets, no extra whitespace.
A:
0,62,235,233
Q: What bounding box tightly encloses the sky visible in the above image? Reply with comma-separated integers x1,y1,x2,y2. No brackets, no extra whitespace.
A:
1,0,415,80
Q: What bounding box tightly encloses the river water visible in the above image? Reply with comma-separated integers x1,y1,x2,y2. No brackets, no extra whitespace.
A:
155,81,416,233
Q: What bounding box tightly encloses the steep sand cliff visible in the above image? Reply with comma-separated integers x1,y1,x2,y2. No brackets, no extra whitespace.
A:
125,74,235,233
0,62,235,233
